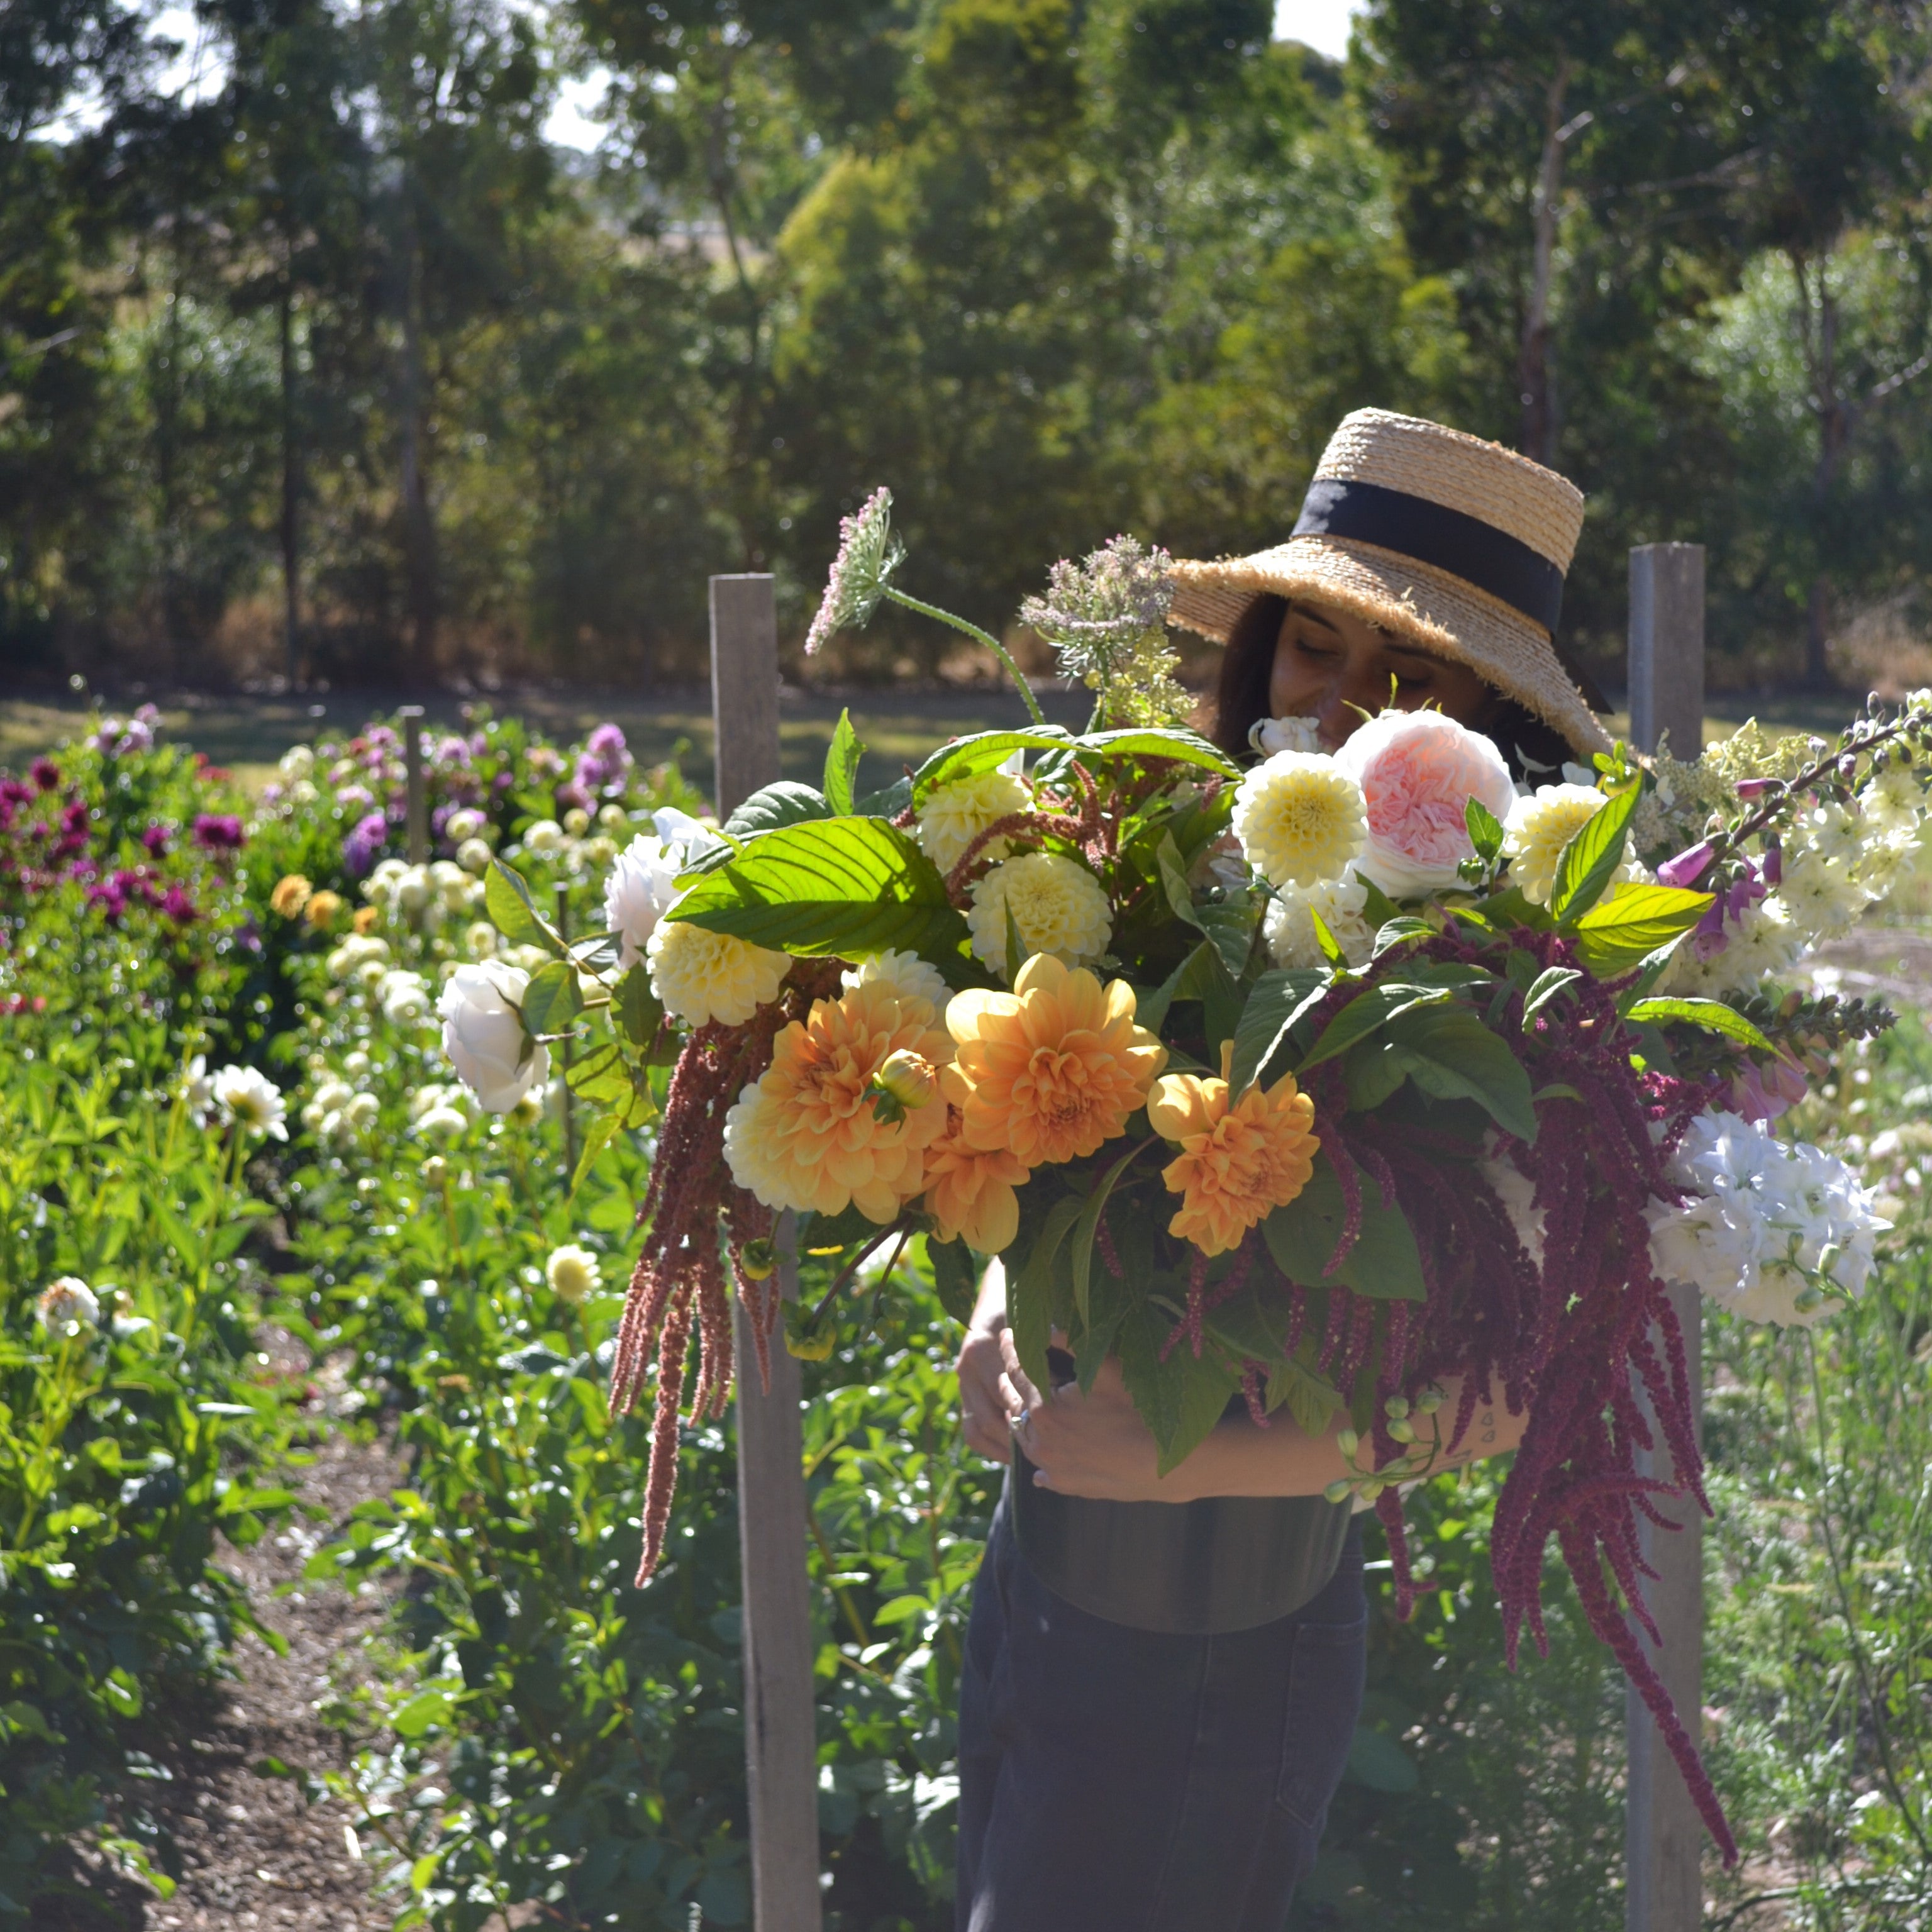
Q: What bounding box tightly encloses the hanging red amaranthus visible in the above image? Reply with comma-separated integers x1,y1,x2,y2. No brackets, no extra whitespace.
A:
1283,928,1737,1863
608,960,842,1584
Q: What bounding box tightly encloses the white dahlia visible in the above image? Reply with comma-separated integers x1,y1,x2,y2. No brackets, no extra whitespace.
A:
916,767,1031,875
967,853,1113,977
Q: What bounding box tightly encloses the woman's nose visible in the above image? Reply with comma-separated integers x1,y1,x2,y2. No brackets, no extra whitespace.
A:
1312,672,1385,750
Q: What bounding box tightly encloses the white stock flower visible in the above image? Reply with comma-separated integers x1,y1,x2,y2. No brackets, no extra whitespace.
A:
1262,876,1374,969
647,921,791,1028
841,948,951,1019
546,1245,602,1304
1648,1111,1889,1326
438,960,550,1113
1231,752,1367,888
603,834,686,970
36,1277,100,1332
966,852,1112,975
1663,897,1803,997
524,819,565,854
213,1065,288,1140
916,767,1030,874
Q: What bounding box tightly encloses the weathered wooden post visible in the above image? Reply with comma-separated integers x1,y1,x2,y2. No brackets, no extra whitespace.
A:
710,574,823,1932
399,704,428,863
1625,542,1706,1932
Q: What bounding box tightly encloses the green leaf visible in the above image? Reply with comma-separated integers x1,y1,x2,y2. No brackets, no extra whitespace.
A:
669,816,970,960
1547,783,1642,921
1074,726,1241,777
1297,980,1457,1074
1262,1153,1425,1301
1067,1139,1154,1323
1309,908,1346,967
1228,968,1330,1097
614,965,663,1050
1570,884,1714,976
1355,873,1402,929
1155,833,1197,926
1379,1002,1538,1142
1457,884,1555,935
1347,1725,1420,1794
1521,965,1582,1021
1134,938,1220,1034
485,859,558,951
1114,1301,1241,1475
1624,996,1775,1051
1615,943,1684,1014
568,1113,624,1200
1372,916,1435,958
723,780,831,839
928,1237,979,1322
1465,796,1505,864
1269,1346,1344,1439
1009,1194,1084,1394
565,1041,631,1105
519,960,584,1038
823,709,864,816
911,728,1072,803
855,775,913,819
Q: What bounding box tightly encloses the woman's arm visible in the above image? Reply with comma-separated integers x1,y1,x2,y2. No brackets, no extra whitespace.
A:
953,1261,1014,1465
996,1324,1529,1504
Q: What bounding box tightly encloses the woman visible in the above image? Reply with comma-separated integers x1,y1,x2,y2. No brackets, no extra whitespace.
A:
952,411,1616,1932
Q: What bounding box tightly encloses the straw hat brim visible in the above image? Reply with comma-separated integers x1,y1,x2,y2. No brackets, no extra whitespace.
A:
1169,532,1613,760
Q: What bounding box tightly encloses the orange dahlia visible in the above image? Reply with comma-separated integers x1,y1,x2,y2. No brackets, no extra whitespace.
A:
942,953,1166,1169
724,982,953,1223
1146,1046,1320,1256
921,1108,1030,1253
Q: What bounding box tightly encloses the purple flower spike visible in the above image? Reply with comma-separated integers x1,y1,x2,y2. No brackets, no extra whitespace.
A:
343,809,388,877
1657,841,1714,889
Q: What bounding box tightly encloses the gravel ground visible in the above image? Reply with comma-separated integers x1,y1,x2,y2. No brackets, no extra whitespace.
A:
140,1424,402,1932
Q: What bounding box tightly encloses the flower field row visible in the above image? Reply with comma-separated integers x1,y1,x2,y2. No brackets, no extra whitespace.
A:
3,705,1929,1928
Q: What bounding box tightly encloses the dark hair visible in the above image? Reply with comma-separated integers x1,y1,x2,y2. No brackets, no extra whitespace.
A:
1208,592,1587,784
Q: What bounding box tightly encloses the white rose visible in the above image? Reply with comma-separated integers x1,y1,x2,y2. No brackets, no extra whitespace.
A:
438,960,550,1113
604,835,686,970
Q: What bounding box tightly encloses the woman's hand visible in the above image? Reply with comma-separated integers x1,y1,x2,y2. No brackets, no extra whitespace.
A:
955,1267,1013,1464
997,1330,1197,1503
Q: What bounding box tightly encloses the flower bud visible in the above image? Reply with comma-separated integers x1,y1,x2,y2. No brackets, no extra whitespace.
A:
868,1049,939,1125
1335,1427,1358,1462
1416,1385,1444,1414
1387,1416,1416,1444
1384,1394,1410,1420
738,1238,778,1281
1323,1479,1352,1506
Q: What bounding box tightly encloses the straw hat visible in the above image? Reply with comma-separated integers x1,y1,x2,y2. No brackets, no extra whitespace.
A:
1167,409,1612,757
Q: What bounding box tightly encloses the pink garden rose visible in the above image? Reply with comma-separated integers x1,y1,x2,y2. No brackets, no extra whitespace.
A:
1333,708,1519,897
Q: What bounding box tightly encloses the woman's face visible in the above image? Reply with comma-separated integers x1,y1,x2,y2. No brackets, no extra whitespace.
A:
1268,601,1497,750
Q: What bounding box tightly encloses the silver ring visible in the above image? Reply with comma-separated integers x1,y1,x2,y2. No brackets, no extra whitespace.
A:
1008,1409,1032,1440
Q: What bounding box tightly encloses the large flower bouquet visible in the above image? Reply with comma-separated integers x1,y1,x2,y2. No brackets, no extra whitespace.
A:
447,493,1924,1861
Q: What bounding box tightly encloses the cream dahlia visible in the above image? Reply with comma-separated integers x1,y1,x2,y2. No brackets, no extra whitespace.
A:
1231,751,1368,888
966,852,1112,977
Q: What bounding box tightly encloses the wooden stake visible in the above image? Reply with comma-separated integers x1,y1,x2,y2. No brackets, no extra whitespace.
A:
399,704,428,863
1626,543,1706,1932
710,574,822,1932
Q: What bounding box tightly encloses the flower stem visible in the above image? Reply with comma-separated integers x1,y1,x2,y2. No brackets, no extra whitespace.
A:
883,586,1048,727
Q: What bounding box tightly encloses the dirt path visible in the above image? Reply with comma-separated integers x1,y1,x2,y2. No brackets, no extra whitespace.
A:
142,1426,401,1932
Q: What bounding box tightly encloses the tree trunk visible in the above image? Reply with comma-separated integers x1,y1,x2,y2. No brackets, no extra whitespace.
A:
398,218,438,681
279,277,302,691
1804,266,1844,689
1518,62,1573,467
